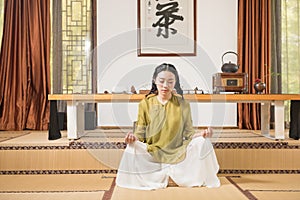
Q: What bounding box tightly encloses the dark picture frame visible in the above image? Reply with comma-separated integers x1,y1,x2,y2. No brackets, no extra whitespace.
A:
137,0,197,56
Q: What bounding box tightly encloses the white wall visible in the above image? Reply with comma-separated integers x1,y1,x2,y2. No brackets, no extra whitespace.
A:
96,0,238,127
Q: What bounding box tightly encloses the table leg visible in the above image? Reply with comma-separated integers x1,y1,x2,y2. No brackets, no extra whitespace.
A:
67,101,85,139
48,100,62,140
274,100,285,140
261,102,270,137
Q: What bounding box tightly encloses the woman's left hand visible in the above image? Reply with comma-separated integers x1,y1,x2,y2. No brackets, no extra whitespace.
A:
125,132,138,144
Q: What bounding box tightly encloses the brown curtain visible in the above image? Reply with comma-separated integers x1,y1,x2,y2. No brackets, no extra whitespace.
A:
0,0,51,130
237,0,272,130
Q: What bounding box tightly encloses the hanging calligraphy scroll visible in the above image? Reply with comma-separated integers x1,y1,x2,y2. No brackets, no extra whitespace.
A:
137,0,196,56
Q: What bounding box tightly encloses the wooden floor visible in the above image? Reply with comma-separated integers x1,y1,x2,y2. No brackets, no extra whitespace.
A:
0,128,299,200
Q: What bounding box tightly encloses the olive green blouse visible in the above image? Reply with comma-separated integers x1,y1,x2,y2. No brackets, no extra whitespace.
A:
134,94,195,164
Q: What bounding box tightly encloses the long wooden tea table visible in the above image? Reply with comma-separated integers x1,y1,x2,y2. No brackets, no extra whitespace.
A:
48,94,300,140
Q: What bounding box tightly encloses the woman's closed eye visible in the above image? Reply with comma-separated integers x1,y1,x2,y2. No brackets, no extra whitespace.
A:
158,80,174,85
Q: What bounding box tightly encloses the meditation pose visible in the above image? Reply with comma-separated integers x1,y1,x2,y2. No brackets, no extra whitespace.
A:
116,63,220,190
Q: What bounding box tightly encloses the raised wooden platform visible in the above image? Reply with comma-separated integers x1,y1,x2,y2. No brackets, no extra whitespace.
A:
0,129,299,175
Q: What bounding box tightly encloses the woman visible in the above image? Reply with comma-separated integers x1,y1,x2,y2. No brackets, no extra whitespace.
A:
116,63,220,190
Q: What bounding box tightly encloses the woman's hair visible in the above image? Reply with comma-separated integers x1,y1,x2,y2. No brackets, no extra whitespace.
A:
146,63,183,98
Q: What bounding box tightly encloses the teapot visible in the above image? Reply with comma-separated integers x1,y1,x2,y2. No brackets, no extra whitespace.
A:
221,51,239,73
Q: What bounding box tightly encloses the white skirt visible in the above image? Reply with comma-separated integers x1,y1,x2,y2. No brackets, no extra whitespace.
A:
116,136,220,190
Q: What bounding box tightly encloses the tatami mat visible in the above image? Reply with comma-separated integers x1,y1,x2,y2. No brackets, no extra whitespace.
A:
230,174,300,191
228,174,300,200
111,177,248,200
0,191,104,200
0,174,113,192
0,129,299,200
110,174,300,200
0,174,299,200
251,191,300,200
0,131,69,146
0,131,30,142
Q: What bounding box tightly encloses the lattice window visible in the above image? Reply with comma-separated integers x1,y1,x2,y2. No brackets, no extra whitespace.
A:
51,0,94,94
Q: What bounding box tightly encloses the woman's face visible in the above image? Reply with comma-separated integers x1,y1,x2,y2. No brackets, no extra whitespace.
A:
154,70,176,96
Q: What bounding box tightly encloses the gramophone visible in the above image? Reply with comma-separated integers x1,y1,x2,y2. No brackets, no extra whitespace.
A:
213,51,248,94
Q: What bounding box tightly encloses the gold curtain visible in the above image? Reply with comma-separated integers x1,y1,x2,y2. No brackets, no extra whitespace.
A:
0,0,51,130
237,0,272,130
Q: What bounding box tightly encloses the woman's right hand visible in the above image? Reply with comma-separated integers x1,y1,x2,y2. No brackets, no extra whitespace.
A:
125,132,138,144
192,127,213,139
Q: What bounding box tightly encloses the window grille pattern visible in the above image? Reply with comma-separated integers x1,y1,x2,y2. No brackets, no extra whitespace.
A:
52,0,93,94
